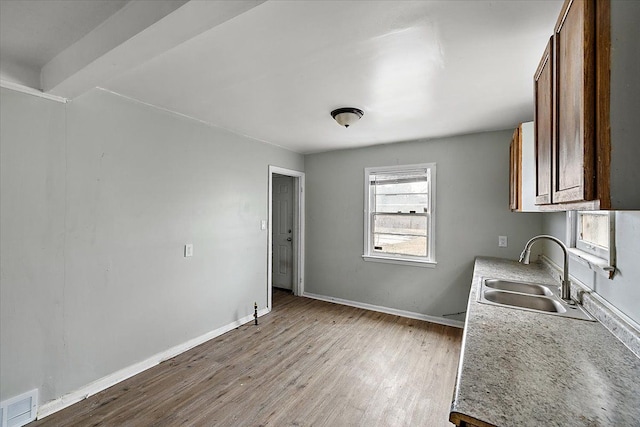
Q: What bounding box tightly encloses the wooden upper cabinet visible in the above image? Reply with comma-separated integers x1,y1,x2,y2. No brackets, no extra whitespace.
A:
529,0,639,210
533,38,553,205
553,0,596,204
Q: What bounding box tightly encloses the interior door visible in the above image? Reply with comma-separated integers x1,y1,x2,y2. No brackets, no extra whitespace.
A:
272,175,294,290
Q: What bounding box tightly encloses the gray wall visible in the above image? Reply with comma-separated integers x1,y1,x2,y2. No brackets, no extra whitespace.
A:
304,130,543,322
541,212,640,324
610,0,640,208
0,88,303,404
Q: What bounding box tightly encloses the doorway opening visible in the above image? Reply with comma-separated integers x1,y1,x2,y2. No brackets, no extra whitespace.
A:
268,166,305,311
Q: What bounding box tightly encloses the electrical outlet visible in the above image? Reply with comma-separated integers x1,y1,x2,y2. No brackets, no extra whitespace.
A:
498,236,508,248
184,244,193,257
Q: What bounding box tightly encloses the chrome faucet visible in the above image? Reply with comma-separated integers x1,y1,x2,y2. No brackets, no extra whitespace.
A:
519,235,572,302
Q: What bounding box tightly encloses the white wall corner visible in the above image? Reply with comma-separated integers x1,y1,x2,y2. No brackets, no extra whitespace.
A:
0,80,68,103
0,61,41,92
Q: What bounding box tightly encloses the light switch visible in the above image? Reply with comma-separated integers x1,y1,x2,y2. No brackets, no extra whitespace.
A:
184,244,194,257
498,236,508,248
261,220,266,230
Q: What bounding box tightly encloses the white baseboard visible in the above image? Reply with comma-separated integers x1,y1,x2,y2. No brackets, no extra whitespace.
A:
302,292,464,329
37,308,270,419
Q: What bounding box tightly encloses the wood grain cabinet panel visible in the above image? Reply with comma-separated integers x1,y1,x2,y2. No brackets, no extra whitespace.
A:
552,0,595,204
509,126,521,211
533,38,553,205
450,412,496,427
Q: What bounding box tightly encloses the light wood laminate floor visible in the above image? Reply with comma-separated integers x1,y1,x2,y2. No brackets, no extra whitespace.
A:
30,289,463,426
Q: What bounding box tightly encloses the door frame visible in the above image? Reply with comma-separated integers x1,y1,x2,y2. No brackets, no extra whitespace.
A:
268,165,305,311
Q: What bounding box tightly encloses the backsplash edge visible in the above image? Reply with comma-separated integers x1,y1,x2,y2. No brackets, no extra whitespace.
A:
539,255,640,359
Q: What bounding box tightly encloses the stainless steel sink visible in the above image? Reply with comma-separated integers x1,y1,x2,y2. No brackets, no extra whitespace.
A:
484,290,565,313
477,278,594,321
484,279,553,296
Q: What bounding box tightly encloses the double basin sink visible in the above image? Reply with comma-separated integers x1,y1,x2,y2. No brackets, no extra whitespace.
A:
477,278,594,321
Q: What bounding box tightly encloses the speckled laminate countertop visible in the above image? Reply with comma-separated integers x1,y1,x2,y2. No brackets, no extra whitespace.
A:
450,257,640,427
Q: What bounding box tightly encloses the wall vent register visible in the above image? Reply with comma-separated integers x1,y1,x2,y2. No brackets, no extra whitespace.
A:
0,389,38,427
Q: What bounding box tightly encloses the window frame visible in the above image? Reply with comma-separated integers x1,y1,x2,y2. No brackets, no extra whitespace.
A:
362,163,436,268
566,210,616,279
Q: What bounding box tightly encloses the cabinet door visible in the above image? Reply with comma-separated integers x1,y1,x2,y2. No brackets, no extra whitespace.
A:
509,126,521,211
534,38,553,205
553,0,596,203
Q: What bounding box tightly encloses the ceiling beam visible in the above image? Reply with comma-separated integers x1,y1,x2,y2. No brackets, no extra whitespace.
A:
41,0,266,99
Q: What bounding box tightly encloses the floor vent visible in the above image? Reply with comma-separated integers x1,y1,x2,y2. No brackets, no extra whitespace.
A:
0,389,38,427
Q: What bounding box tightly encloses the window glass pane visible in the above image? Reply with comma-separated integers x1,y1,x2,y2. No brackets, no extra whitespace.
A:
375,194,429,213
372,172,429,215
374,181,429,195
373,214,427,256
373,235,427,257
579,213,609,248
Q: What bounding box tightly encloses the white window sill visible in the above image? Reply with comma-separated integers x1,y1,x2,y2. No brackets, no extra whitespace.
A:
567,248,615,279
362,255,437,268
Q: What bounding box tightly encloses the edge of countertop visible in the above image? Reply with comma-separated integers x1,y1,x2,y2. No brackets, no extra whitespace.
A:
451,256,640,427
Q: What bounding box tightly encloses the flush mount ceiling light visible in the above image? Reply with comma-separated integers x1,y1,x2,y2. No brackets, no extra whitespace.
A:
331,107,364,128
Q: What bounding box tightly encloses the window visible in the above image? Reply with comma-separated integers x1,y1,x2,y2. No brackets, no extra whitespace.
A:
567,211,615,278
363,163,436,267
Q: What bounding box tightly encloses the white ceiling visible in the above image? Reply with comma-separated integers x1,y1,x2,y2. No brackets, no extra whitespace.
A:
0,0,563,154
0,0,128,69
